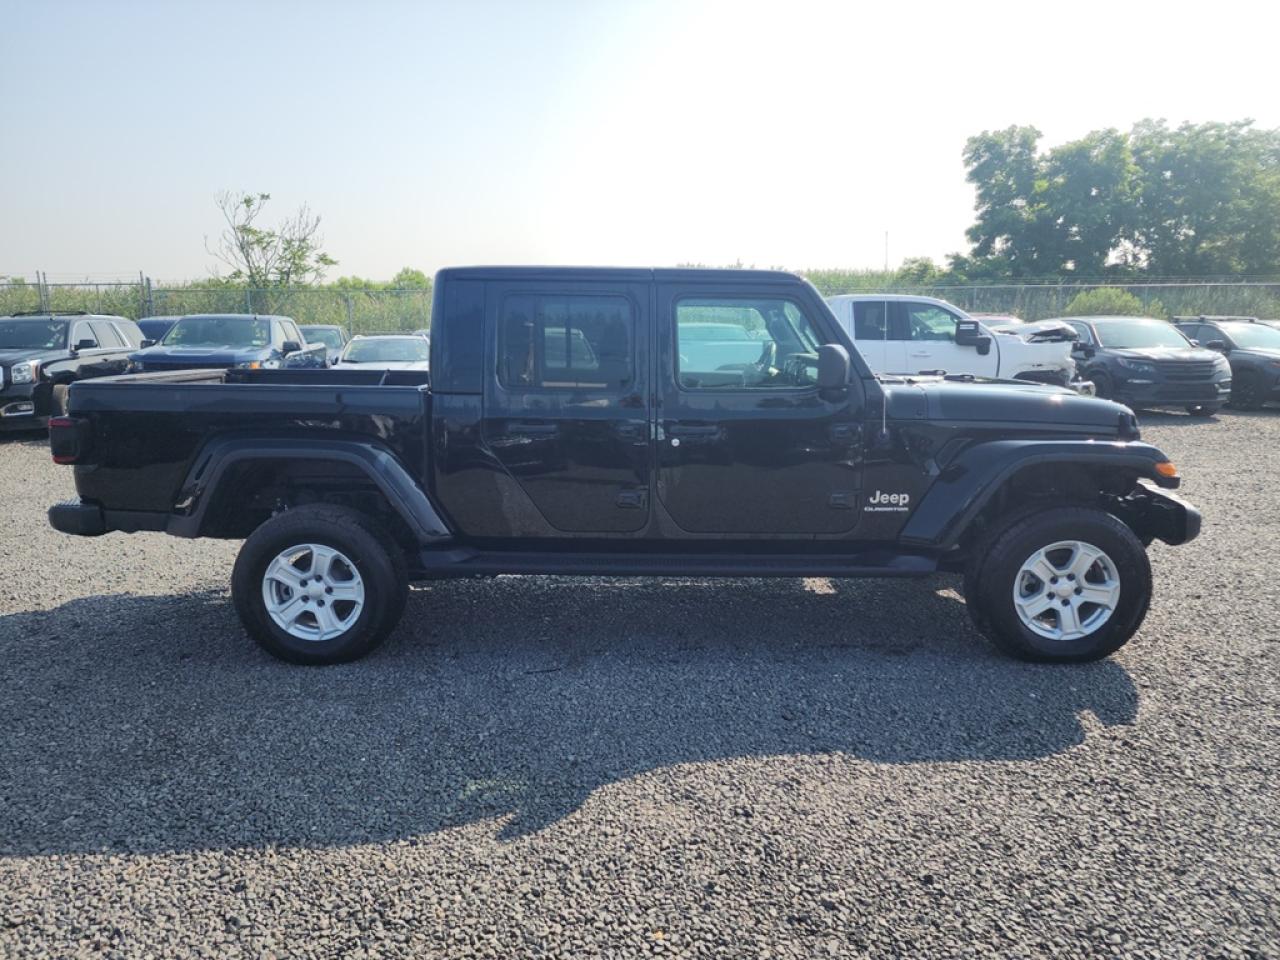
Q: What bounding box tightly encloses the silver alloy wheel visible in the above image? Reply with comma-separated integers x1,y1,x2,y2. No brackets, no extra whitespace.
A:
1012,540,1121,642
262,543,365,642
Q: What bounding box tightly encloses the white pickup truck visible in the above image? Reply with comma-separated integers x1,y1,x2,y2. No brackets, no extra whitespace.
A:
826,294,1086,390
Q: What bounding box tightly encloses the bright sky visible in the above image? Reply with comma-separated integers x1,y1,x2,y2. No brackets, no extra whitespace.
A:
2,0,1276,283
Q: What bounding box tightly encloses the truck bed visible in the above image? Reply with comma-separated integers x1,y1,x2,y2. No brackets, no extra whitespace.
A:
65,368,432,514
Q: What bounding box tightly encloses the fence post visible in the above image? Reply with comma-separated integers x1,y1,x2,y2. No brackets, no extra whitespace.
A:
345,294,355,337
246,288,253,314
145,277,154,317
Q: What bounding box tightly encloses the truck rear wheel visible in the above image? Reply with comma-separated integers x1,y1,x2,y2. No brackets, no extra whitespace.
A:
231,504,408,664
963,507,1151,663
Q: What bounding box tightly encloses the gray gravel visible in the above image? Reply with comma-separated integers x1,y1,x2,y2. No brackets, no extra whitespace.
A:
1,410,1277,959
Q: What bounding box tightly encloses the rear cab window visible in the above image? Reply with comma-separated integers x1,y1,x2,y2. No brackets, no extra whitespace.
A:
498,294,634,390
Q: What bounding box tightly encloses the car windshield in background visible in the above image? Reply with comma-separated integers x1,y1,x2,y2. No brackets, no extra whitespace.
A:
342,337,429,363
163,317,271,348
1221,322,1280,350
304,328,346,349
0,319,67,350
1092,318,1191,349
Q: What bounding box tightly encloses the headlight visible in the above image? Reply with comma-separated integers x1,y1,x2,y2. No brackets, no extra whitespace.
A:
9,360,39,384
1118,359,1156,376
235,360,263,370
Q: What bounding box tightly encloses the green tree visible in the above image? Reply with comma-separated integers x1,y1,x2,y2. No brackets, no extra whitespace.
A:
390,267,431,288
208,192,337,288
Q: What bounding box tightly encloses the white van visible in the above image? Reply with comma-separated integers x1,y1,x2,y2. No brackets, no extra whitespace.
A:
826,294,1085,390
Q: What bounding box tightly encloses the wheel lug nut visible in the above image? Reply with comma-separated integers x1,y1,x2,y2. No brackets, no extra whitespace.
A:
1075,587,1083,595
1067,574,1076,581
325,587,333,594
1050,577,1058,584
317,599,325,607
1061,599,1070,607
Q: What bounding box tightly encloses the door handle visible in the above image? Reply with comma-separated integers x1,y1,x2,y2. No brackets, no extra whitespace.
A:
509,423,558,436
909,351,931,358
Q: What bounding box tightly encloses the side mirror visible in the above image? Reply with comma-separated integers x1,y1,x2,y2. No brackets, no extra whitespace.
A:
74,338,97,351
1074,343,1095,358
954,319,984,346
817,343,850,391
140,338,156,348
281,340,302,354
1204,339,1227,352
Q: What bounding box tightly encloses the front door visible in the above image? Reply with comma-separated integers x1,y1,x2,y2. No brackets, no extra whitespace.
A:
481,281,651,534
656,283,864,536
897,301,999,377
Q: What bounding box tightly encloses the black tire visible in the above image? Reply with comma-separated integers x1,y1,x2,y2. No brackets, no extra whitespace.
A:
1185,403,1222,417
231,504,408,664
1229,373,1266,410
963,507,1151,663
1091,371,1113,401
51,383,70,417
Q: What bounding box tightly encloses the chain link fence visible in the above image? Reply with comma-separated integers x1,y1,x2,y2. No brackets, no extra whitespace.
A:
3,277,1279,331
0,281,432,336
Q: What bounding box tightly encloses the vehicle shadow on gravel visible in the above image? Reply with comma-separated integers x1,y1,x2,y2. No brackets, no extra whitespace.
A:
0,578,1137,856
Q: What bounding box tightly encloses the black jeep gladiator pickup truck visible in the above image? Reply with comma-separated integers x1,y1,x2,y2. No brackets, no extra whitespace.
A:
47,267,1199,665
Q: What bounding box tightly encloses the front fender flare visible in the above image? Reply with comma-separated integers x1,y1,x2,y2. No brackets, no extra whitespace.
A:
899,439,1176,550
167,436,452,543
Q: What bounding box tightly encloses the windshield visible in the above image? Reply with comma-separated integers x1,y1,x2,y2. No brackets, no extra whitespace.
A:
342,337,429,363
303,327,345,349
163,316,271,349
1220,322,1280,350
0,319,67,351
1092,318,1191,350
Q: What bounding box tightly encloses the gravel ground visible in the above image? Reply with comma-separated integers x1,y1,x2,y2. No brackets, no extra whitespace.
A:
1,410,1277,959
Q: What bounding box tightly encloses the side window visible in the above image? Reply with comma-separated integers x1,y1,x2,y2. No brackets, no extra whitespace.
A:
71,322,99,349
852,301,889,340
284,321,304,344
498,294,633,390
1067,321,1094,345
89,320,125,347
113,321,143,348
676,297,821,390
904,303,959,342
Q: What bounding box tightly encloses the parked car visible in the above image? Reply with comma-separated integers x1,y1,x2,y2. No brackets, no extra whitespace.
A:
136,316,180,343
0,311,143,429
130,313,326,372
826,295,1082,389
1060,315,1232,416
48,267,1198,667
334,334,430,371
1172,316,1280,409
299,324,349,365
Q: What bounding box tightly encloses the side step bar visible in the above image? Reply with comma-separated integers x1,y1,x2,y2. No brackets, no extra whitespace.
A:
410,548,938,580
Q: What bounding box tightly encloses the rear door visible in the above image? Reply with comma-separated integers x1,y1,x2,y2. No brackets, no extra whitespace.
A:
481,281,651,533
848,300,907,374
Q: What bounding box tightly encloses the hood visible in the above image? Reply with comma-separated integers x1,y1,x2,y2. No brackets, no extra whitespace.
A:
882,376,1133,430
1107,346,1220,363
0,348,57,366
132,346,271,365
990,319,1078,343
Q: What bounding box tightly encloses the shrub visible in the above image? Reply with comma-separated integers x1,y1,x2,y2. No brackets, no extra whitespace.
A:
1062,287,1166,318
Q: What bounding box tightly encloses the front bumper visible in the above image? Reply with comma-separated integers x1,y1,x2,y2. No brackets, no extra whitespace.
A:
0,382,43,430
1111,482,1202,546
1116,377,1232,408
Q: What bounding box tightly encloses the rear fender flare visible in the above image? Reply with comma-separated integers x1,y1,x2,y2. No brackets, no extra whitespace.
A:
168,436,451,543
899,440,1175,550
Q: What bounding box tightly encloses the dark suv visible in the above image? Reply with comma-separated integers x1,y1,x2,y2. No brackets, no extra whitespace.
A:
0,311,144,430
1171,316,1280,410
1061,315,1232,416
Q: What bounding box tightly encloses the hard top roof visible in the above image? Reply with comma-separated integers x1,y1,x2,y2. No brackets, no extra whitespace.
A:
435,266,806,284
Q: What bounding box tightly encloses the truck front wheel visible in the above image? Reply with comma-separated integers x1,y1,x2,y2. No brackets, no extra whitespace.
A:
963,507,1151,663
232,504,408,664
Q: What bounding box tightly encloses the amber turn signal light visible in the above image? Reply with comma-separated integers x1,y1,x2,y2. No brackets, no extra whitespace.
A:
1155,461,1179,478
